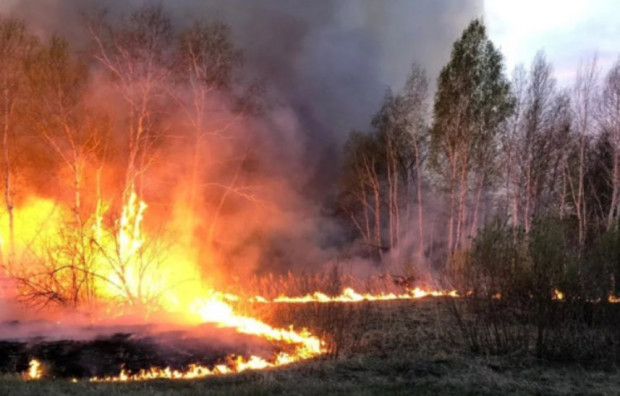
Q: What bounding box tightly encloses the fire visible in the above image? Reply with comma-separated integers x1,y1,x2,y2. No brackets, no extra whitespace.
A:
88,292,326,382
90,354,305,382
117,191,147,265
261,287,458,303
8,192,461,382
189,293,324,358
26,360,42,380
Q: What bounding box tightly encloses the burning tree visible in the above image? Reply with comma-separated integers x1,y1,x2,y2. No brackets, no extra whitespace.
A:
0,18,37,269
0,4,267,311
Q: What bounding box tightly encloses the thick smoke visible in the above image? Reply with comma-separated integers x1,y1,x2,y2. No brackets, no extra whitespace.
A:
2,0,482,174
0,1,482,278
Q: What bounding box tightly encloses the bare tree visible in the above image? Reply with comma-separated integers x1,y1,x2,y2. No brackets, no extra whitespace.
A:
503,65,527,227
571,56,599,245
339,132,385,258
503,55,573,235
87,5,172,201
0,18,37,267
338,67,429,265
401,66,429,261
599,58,620,230
174,21,246,245
22,35,110,306
84,5,176,307
519,53,558,231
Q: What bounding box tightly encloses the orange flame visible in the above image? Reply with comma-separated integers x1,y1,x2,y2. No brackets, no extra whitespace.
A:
190,295,323,358
9,192,464,382
257,287,458,304
26,360,42,380
90,354,306,382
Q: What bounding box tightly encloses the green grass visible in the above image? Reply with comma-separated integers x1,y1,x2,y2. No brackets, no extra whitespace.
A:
2,299,619,396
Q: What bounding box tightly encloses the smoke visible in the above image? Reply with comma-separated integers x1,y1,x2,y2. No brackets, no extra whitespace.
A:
0,1,482,279
2,0,482,165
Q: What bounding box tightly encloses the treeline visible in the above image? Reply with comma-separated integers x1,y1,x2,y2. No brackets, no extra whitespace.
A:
338,20,620,282
337,19,620,362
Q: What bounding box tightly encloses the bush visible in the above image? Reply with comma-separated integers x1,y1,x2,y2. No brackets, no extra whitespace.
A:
449,216,620,363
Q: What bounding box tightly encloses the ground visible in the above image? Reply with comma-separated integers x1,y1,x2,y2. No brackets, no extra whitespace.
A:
2,300,619,396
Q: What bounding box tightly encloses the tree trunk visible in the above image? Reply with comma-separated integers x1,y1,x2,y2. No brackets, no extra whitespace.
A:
607,151,619,230
413,140,425,262
2,89,14,266
470,174,485,239
455,157,469,250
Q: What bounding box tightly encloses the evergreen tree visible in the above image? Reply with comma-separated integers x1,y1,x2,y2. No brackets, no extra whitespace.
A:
430,19,514,253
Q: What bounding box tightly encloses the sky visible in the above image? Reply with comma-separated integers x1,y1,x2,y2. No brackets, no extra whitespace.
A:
485,0,620,85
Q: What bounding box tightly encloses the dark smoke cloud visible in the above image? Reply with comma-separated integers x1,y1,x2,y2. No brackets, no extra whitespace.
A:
1,0,482,161
0,0,482,275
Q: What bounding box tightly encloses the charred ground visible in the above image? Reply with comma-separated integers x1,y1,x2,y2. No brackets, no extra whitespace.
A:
2,299,620,395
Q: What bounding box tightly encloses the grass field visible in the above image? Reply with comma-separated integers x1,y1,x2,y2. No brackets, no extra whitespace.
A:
2,299,619,396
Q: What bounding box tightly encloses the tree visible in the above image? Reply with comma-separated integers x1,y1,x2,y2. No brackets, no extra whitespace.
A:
25,36,104,225
174,21,244,246
599,58,620,230
22,35,109,306
502,65,527,227
0,18,37,266
339,130,385,258
571,56,599,245
504,53,572,232
86,5,174,307
338,65,429,265
400,65,429,260
87,4,173,201
430,19,514,255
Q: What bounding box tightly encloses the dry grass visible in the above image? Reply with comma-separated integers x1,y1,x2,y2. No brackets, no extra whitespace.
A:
2,299,620,395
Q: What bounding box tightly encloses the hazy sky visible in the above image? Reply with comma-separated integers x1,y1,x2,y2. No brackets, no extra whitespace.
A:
485,0,620,85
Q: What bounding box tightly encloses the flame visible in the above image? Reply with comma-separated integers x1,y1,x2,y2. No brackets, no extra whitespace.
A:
7,192,462,382
90,354,305,382
87,292,326,382
190,295,323,358
257,287,458,303
118,191,147,264
26,360,42,380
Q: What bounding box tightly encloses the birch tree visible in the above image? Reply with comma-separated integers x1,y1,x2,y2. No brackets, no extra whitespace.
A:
599,58,620,230
23,35,109,306
430,19,513,254
0,18,37,266
175,21,244,245
571,57,599,245
87,4,172,200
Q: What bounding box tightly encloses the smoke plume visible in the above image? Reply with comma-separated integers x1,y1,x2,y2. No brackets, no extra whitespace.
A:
0,1,482,278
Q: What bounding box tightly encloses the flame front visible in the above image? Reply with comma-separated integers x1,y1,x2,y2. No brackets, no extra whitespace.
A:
86,293,325,382
191,295,323,358
262,287,458,303
90,354,307,382
10,192,460,382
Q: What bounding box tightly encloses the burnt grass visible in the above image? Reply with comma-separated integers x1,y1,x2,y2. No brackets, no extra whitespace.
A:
2,299,620,396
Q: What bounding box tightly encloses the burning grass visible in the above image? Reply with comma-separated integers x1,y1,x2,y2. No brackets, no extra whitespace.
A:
0,188,460,386
3,298,620,395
